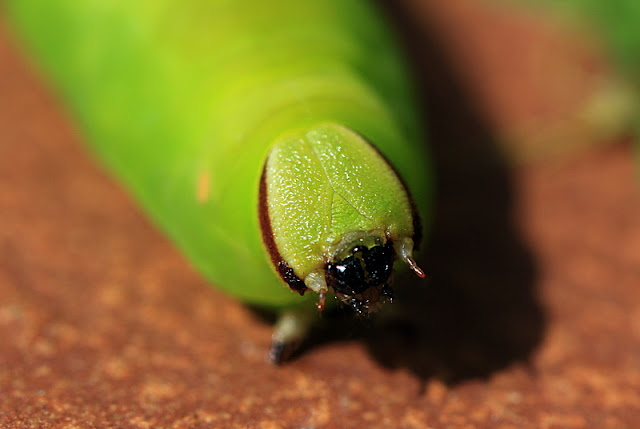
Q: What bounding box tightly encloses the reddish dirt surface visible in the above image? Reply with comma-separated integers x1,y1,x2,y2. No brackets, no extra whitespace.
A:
1,2,639,428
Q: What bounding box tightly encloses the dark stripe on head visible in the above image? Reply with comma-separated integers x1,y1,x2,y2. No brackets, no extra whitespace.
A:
258,160,308,295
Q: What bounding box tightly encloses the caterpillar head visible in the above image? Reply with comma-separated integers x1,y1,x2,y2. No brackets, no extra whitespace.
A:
259,123,424,314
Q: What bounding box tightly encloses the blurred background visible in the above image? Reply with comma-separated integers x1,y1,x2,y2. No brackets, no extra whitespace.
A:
1,0,639,427
393,0,639,162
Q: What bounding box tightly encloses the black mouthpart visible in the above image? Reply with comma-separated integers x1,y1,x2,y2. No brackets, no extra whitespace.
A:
326,241,395,313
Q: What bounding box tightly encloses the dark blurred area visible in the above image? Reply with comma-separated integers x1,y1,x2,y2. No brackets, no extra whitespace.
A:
301,0,639,385
372,0,543,384
300,0,544,385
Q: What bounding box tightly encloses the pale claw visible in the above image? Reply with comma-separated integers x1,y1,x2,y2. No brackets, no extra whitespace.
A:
304,269,329,310
395,237,426,278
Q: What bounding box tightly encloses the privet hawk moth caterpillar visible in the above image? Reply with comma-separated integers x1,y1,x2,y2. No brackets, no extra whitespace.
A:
5,0,430,362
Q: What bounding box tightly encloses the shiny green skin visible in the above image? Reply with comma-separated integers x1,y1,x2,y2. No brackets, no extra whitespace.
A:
5,0,430,308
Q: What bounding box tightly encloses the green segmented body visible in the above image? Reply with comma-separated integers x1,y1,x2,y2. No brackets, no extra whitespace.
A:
5,0,430,308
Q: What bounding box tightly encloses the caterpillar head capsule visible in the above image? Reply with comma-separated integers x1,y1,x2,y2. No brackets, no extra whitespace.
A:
259,123,424,315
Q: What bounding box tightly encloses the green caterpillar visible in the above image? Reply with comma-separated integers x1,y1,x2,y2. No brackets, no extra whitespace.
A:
5,0,430,361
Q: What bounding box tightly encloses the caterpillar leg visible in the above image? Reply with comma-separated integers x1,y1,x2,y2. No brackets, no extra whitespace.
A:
269,304,317,364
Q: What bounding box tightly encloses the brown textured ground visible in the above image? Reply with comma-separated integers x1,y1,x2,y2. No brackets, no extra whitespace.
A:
1,1,640,428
